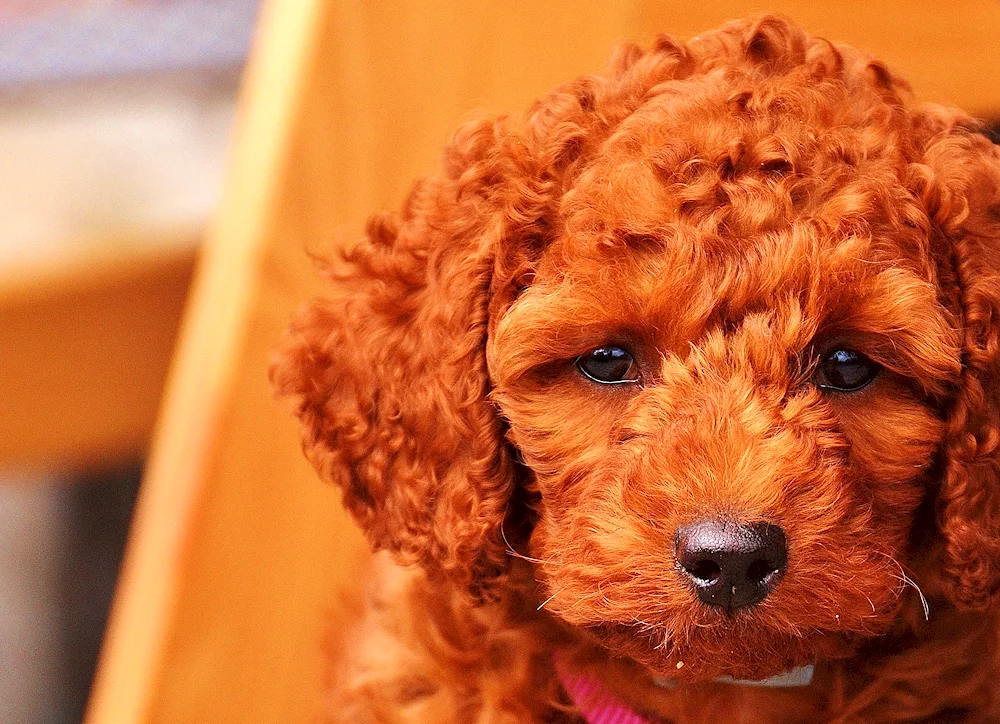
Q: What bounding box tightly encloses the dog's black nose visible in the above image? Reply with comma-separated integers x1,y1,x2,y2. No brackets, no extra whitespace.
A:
675,519,787,612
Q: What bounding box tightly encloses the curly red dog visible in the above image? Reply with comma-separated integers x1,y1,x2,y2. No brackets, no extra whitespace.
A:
273,15,1000,723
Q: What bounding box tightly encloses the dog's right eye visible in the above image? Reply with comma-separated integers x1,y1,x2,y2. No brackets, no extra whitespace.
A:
576,346,638,384
813,348,880,392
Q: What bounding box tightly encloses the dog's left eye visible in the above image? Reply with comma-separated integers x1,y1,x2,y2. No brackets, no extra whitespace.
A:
813,349,880,392
576,346,638,384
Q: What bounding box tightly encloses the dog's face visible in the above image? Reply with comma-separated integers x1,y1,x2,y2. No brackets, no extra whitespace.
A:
275,17,1000,683
489,78,961,679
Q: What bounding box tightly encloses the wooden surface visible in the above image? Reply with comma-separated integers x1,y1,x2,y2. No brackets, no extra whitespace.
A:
87,2,1000,724
0,241,195,471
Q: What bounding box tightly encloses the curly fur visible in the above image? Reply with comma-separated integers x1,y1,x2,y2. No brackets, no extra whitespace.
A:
272,15,1000,723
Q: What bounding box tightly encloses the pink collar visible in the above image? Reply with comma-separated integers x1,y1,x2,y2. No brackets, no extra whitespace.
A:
555,656,657,724
555,656,815,723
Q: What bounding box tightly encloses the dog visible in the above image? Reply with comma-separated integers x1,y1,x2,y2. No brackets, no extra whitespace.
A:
272,15,1000,723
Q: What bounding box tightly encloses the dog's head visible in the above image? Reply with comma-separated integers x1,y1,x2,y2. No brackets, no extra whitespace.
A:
273,16,1000,681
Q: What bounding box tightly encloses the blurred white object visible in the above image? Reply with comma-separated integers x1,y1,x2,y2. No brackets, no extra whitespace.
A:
0,0,257,269
0,72,239,268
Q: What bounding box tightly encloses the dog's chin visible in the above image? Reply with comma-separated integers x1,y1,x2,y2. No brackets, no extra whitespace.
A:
588,621,860,683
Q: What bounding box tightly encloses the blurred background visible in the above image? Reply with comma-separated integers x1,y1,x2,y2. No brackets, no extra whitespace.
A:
2,2,1000,724
0,1,257,721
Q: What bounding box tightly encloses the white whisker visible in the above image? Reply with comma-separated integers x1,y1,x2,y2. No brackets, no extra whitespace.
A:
875,549,931,622
500,520,546,564
900,570,931,621
537,586,565,611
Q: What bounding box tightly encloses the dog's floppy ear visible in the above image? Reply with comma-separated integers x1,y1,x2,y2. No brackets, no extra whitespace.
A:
914,111,1000,610
272,118,533,599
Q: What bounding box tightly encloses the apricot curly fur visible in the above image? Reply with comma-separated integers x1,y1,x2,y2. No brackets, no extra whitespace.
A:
273,15,1000,724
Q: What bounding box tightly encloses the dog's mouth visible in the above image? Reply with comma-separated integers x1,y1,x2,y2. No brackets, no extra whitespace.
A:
582,617,860,684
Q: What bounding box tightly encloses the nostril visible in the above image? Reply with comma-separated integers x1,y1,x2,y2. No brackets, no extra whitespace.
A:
686,559,722,585
746,558,780,586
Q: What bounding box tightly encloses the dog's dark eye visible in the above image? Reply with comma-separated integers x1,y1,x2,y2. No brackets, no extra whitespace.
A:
576,346,638,384
813,349,880,392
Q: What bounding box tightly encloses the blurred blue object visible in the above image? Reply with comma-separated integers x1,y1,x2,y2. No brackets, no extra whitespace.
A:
0,0,259,87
